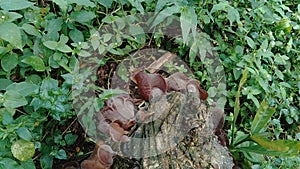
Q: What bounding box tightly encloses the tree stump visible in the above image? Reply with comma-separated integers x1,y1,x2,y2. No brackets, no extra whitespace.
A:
108,90,234,169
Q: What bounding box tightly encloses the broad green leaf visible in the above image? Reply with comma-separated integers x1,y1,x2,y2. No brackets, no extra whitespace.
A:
20,159,36,169
228,7,240,26
180,6,195,44
16,127,32,141
245,36,256,49
1,11,22,22
1,111,14,125
155,0,172,12
57,58,72,72
40,77,58,91
0,22,22,50
128,0,144,14
70,11,96,23
151,5,181,28
1,53,18,72
39,155,53,169
0,46,8,55
0,79,12,90
11,140,35,161
0,158,23,169
69,29,84,43
3,91,27,108
52,0,68,12
117,62,129,82
90,33,100,50
61,73,73,85
97,0,113,8
129,24,145,43
22,56,46,72
22,23,40,36
64,133,78,145
25,74,42,84
0,0,34,10
250,135,299,155
210,1,229,13
45,18,63,39
43,41,58,50
77,50,91,57
103,33,112,43
69,0,95,7
251,99,276,134
57,44,72,53
6,82,39,96
55,149,67,159
59,34,69,44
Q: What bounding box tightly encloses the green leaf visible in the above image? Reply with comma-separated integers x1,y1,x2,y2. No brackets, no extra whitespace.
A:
55,149,67,160
180,6,197,44
247,93,260,108
20,159,36,169
155,0,172,12
64,133,78,145
22,56,46,72
43,41,58,50
77,50,91,57
70,10,96,24
237,144,299,157
59,34,69,44
250,135,299,156
0,79,12,90
99,89,128,100
251,99,276,134
45,18,63,39
57,44,72,53
22,23,40,37
97,0,113,8
69,0,95,7
1,11,22,22
128,0,144,14
25,74,42,84
245,36,256,49
39,155,53,169
117,62,129,82
11,139,35,161
231,68,248,145
69,29,84,43
0,22,22,50
16,127,32,141
2,111,14,125
1,53,18,72
3,91,27,108
52,0,68,12
228,7,240,26
211,1,229,13
40,77,58,91
151,5,181,28
0,158,23,169
6,82,39,96
0,0,34,10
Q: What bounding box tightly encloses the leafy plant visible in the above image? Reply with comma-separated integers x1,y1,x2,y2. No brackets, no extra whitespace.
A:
0,0,299,168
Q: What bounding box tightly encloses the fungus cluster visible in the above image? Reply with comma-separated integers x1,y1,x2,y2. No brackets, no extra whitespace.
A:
81,71,208,169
